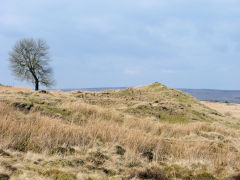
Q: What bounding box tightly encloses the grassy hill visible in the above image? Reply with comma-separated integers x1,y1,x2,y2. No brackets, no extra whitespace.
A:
0,82,240,180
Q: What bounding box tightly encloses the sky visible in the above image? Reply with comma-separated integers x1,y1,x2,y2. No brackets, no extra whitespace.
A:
1,0,240,90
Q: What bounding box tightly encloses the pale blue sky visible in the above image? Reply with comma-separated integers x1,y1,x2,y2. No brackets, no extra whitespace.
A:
1,0,240,89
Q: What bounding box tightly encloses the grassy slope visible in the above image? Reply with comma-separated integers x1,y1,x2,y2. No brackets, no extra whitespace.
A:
0,83,240,180
202,101,240,120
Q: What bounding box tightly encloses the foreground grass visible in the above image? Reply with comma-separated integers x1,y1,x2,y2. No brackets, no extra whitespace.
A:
0,83,240,179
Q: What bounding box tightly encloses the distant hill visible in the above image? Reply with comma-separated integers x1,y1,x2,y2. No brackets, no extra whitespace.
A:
180,89,240,103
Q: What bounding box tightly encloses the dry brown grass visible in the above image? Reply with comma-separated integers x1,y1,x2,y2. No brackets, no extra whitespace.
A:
0,85,31,91
202,101,240,120
1,84,240,179
0,102,90,153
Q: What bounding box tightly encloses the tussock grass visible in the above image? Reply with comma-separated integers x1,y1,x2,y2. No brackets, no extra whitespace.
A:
0,103,90,153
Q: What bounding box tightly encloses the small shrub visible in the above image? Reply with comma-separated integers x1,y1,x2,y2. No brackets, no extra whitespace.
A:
115,145,126,155
142,151,153,161
87,151,108,166
127,161,140,168
55,147,76,155
129,168,167,180
102,168,116,176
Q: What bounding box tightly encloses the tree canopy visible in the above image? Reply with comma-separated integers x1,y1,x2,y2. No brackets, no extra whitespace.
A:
9,38,55,90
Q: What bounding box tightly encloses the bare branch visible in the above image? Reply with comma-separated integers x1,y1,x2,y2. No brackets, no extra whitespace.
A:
9,38,55,90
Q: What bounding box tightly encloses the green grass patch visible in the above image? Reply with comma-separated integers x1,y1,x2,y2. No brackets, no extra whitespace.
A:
41,169,76,180
158,112,189,124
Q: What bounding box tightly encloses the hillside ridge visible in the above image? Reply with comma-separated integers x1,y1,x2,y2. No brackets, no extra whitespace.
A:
0,83,240,179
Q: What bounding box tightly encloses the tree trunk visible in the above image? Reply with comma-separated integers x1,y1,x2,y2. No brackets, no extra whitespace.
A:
35,80,39,91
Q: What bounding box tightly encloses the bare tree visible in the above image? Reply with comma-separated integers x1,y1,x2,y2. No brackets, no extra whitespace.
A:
9,38,55,91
